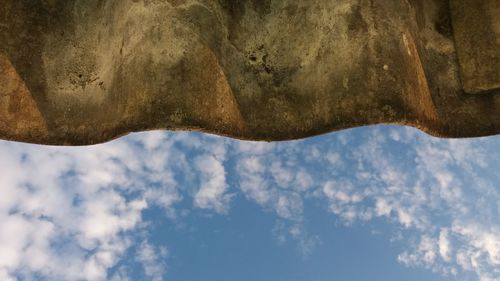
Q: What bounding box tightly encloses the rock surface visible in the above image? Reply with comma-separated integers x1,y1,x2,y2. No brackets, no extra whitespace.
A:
0,0,499,145
451,0,500,93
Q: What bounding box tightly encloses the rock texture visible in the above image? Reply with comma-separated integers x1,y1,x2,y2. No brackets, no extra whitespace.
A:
451,0,500,93
0,0,499,145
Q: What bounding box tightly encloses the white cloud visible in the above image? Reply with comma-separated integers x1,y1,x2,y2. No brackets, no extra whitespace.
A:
325,151,341,165
230,126,499,281
0,125,499,281
235,147,307,221
275,193,303,220
439,228,452,262
232,126,499,281
0,131,221,281
193,155,231,213
295,169,313,192
321,127,500,280
0,140,153,281
375,198,392,217
137,240,167,281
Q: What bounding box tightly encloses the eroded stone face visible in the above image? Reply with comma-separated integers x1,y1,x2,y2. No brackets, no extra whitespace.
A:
451,0,500,93
0,0,499,145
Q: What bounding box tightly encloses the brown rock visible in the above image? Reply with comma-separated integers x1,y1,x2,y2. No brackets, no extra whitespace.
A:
0,53,48,141
451,0,500,93
0,0,499,145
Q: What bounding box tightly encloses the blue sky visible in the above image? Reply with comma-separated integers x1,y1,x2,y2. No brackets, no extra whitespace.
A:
0,125,499,281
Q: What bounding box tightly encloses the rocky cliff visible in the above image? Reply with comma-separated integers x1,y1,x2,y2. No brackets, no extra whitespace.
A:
0,0,499,145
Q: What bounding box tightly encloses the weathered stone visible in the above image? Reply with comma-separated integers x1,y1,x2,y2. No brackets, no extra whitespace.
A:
451,0,500,93
0,54,48,140
0,0,499,145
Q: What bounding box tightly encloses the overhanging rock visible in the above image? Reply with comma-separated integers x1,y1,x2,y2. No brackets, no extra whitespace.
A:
0,0,499,145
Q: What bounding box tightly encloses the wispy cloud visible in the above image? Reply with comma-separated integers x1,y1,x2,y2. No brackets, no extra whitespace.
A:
0,126,498,281
193,154,231,213
136,240,168,281
230,126,500,280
